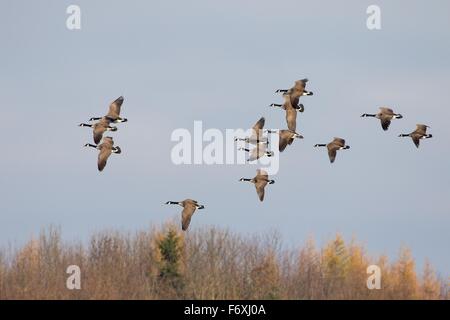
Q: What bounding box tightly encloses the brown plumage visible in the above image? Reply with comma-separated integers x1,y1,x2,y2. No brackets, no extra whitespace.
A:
399,124,432,148
84,137,121,172
276,79,313,99
361,107,403,131
251,117,266,142
89,96,128,123
284,95,298,132
235,117,267,144
165,199,205,231
267,129,303,152
240,169,275,202
314,137,350,163
79,118,117,144
105,96,125,122
97,137,121,171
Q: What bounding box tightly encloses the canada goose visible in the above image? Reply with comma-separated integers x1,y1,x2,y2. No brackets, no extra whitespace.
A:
269,94,302,132
238,142,274,161
89,96,128,123
84,137,121,171
235,117,268,144
266,129,303,152
79,118,118,144
361,107,403,131
239,169,275,202
165,199,205,231
275,79,313,98
270,94,305,113
314,137,350,163
399,124,432,148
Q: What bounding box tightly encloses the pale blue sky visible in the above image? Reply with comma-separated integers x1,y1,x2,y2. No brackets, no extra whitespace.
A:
0,1,449,276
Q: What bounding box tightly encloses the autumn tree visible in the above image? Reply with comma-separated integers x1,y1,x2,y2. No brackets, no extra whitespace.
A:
155,227,185,297
392,247,418,299
321,234,350,298
420,259,441,300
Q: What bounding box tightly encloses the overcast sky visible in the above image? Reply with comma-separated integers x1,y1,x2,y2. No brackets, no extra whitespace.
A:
0,0,449,276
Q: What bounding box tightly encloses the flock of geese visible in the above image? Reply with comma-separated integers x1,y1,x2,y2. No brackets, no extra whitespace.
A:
79,96,127,171
78,79,433,231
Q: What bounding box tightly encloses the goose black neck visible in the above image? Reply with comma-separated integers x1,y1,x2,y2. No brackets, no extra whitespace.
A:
79,123,92,127
166,201,179,205
315,144,326,147
362,114,376,117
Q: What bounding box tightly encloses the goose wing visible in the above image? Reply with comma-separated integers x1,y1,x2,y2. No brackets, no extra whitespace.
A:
92,119,110,144
415,124,428,134
252,117,265,131
286,107,297,132
332,137,346,147
255,169,269,199
97,142,113,171
278,130,291,152
106,96,124,119
181,203,197,231
255,181,267,201
380,117,392,131
327,147,337,163
294,79,308,90
379,107,395,115
93,124,107,144
411,134,421,148
290,95,301,109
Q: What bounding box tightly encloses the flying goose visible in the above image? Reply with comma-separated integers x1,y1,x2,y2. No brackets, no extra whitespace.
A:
235,117,268,144
269,94,302,132
165,199,205,231
84,136,121,171
90,96,128,123
361,107,403,131
238,142,274,161
239,169,275,202
399,124,432,148
270,94,305,113
314,137,350,163
266,129,303,152
275,79,313,98
79,118,118,144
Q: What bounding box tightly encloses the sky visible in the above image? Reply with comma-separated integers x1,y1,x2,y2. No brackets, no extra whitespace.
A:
0,1,449,276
